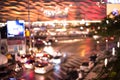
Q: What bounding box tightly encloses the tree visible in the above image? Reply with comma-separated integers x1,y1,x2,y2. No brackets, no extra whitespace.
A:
97,13,120,39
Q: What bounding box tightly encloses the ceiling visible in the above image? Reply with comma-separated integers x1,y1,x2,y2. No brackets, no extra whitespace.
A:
0,0,106,23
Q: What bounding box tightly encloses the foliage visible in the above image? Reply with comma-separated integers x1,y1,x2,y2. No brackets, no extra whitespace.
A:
96,14,120,38
95,47,120,80
109,71,116,78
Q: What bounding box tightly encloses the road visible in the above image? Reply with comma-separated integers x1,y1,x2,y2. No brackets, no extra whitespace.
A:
19,37,97,80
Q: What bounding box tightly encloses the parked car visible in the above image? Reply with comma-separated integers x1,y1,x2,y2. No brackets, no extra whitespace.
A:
80,61,94,72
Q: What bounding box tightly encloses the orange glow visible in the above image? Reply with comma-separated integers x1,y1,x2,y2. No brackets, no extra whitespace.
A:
81,50,86,57
79,38,92,58
80,46,91,57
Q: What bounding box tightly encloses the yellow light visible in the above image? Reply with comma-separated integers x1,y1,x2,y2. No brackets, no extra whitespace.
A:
25,29,30,37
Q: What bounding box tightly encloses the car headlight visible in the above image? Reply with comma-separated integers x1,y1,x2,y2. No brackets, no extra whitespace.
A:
48,42,51,45
55,40,58,42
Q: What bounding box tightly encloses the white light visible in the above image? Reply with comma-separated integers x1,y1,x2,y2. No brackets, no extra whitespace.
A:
106,20,109,24
55,39,58,42
108,0,120,3
80,26,84,30
85,23,90,26
104,58,108,67
86,29,89,32
69,4,72,7
80,19,85,24
117,42,120,48
24,64,33,69
112,47,115,56
98,26,101,30
54,65,60,71
52,58,61,64
93,35,100,40
97,41,100,44
43,46,54,55
36,53,43,57
106,39,108,42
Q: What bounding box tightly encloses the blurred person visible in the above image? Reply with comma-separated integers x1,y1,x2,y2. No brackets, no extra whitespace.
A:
65,68,72,80
66,67,78,80
89,54,97,64
0,53,8,65
76,70,84,80
72,68,79,79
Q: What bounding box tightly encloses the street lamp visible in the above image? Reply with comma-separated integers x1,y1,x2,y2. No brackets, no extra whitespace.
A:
0,31,1,53
106,39,108,51
31,33,35,48
96,41,100,50
117,42,120,48
112,47,115,56
104,58,108,67
28,0,32,49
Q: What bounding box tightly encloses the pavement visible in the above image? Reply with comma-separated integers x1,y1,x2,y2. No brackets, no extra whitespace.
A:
83,41,117,80
83,50,105,80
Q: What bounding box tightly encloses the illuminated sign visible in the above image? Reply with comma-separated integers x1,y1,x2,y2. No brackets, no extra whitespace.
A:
107,4,120,17
107,0,120,3
7,20,25,38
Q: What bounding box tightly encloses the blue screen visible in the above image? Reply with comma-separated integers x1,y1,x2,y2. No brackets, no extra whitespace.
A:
7,20,25,38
